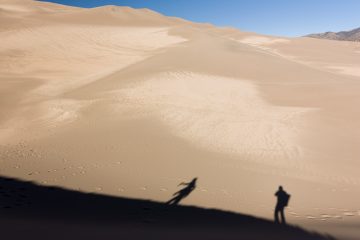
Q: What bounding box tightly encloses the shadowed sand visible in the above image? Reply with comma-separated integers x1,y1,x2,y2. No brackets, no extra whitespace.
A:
0,176,334,240
1,1,360,239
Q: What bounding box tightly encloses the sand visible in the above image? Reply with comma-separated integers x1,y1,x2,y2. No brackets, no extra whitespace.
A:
1,0,360,239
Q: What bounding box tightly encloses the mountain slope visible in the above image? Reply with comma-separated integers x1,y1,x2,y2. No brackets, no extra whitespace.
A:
306,27,360,41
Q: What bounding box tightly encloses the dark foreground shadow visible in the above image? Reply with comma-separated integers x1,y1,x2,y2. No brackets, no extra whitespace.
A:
0,176,334,240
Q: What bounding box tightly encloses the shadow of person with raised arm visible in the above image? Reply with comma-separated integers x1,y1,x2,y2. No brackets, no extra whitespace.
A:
166,177,197,205
274,186,291,225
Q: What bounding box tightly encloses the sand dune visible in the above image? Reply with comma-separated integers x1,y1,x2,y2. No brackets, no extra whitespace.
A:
115,71,311,165
237,34,360,77
1,1,360,239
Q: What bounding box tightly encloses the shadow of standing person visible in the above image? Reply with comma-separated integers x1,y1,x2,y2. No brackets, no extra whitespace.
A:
167,178,197,205
274,186,290,225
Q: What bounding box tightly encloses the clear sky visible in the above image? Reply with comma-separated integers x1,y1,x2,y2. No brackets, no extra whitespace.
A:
41,0,360,37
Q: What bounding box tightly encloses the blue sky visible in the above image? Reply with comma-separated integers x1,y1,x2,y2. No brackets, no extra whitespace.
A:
41,0,360,37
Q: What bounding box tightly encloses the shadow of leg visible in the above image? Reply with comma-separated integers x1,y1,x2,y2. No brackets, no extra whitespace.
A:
274,207,280,224
281,208,286,225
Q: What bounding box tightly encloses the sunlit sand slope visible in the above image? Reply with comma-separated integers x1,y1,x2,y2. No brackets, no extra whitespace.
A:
1,1,360,239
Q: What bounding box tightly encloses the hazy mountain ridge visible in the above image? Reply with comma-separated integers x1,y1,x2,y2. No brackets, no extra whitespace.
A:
306,27,360,41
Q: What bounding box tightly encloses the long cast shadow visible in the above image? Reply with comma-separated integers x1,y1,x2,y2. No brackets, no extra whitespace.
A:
167,177,197,205
0,176,334,240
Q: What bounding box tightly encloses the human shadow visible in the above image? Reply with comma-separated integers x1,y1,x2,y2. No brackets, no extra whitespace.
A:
0,175,335,240
274,185,291,225
167,177,197,205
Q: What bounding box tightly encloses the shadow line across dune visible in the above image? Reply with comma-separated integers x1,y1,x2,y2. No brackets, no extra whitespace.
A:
0,176,334,240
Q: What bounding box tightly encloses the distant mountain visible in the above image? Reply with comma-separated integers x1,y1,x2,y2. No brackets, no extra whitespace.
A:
306,27,360,41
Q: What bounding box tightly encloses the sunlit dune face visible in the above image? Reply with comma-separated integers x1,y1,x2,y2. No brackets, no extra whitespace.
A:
0,26,185,95
239,36,290,45
115,71,314,165
326,65,360,77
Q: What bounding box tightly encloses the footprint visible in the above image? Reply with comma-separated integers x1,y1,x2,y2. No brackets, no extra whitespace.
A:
289,211,299,216
343,212,355,217
221,190,229,195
